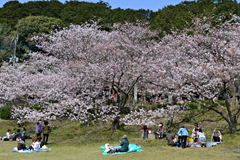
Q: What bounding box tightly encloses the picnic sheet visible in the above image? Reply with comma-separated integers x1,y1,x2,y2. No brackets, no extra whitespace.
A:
12,148,52,153
100,144,143,155
194,142,221,147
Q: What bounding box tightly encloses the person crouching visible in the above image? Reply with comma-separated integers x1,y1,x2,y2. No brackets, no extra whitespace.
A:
17,137,27,150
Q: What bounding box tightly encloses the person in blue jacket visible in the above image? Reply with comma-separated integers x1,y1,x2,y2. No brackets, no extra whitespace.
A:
177,126,189,149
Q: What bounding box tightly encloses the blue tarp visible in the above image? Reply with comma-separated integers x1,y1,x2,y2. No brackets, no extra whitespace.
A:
100,144,143,155
194,142,221,147
12,148,52,153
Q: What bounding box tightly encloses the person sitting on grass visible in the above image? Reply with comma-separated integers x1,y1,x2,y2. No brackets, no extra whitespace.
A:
211,128,222,142
22,127,28,139
116,135,129,153
17,137,27,150
28,138,40,151
173,135,179,146
156,123,166,139
142,124,150,139
37,136,44,148
197,128,207,147
166,129,175,146
5,129,12,141
10,129,22,141
104,143,118,155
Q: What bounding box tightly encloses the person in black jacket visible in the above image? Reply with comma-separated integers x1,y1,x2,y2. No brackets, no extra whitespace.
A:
10,129,22,141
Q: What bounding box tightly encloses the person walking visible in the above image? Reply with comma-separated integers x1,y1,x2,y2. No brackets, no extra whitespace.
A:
35,122,42,138
42,121,51,145
177,126,189,149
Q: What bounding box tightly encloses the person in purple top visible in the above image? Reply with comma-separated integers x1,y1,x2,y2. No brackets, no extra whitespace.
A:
35,122,42,138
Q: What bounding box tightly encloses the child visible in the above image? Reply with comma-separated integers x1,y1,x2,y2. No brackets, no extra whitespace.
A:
173,135,180,147
28,138,40,151
37,136,44,148
105,143,117,155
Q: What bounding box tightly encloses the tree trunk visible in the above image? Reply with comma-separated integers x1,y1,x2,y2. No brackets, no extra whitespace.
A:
112,116,120,133
230,123,237,134
111,92,128,132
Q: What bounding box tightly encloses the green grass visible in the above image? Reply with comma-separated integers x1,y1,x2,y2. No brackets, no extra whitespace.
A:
1,107,240,160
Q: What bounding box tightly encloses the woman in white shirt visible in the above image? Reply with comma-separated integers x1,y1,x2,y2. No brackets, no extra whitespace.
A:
197,128,207,147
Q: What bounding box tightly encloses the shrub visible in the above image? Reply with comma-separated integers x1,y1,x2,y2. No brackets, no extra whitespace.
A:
0,106,12,119
32,104,41,111
150,106,157,111
218,101,225,106
188,102,198,110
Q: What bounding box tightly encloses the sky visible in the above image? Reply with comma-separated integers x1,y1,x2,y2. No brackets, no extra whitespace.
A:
0,0,203,11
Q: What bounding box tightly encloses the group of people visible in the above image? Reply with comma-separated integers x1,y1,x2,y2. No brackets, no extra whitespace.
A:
142,123,223,149
3,120,51,152
165,123,223,148
3,127,29,141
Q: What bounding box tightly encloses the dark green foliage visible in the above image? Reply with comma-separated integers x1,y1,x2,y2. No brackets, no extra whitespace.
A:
32,104,41,111
188,102,198,110
150,106,157,110
121,107,130,114
136,105,148,112
0,106,12,119
218,101,225,105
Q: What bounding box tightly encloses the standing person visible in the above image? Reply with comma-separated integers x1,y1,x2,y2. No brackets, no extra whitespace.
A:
177,126,189,149
197,128,207,147
22,127,28,139
211,128,222,142
117,135,129,152
42,121,51,145
36,122,42,138
166,129,175,146
142,124,150,139
156,123,166,139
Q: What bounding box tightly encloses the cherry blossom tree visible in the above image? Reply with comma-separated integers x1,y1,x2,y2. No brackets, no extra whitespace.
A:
159,15,240,133
0,21,168,132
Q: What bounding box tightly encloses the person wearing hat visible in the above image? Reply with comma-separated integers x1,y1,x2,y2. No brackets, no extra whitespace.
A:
117,135,129,152
17,137,27,150
142,124,150,139
177,126,189,149
192,123,201,142
211,128,222,142
165,129,175,146
156,123,166,139
104,143,118,155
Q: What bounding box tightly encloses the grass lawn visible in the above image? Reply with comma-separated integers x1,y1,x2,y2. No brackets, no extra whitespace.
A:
1,107,240,160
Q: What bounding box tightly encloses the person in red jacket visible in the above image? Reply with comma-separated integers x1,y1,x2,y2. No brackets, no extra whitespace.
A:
142,124,150,139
